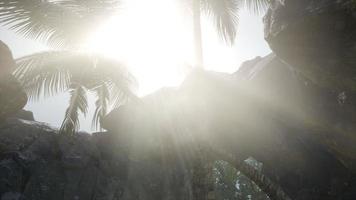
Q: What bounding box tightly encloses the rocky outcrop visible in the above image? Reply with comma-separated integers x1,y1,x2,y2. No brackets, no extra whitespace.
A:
264,0,356,91
0,41,27,120
1,53,356,199
263,0,356,174
103,54,356,199
13,110,35,121
0,76,28,120
0,118,195,200
2,1,356,198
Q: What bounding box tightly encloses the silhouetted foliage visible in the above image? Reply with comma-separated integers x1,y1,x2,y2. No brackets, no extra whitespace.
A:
14,52,137,134
188,0,269,66
0,0,137,134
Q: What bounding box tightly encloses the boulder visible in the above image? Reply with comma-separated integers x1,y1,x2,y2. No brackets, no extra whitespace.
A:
0,75,28,121
12,110,35,121
1,53,356,199
263,0,356,173
264,0,356,91
0,41,27,120
0,119,194,200
104,54,356,199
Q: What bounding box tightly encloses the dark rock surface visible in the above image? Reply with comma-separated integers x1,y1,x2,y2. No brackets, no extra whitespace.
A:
0,41,27,121
1,53,356,199
104,54,356,199
263,0,356,173
2,1,356,199
0,75,28,121
12,110,35,121
264,0,356,91
0,119,194,200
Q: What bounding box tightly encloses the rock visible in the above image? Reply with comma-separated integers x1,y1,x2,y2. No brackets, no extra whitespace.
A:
0,76,28,121
0,52,354,199
264,0,356,91
0,41,16,73
1,192,26,200
0,119,194,200
103,54,356,199
12,110,35,121
0,41,27,120
264,0,356,171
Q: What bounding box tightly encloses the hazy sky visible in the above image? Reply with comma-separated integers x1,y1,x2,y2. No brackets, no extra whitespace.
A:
0,2,271,132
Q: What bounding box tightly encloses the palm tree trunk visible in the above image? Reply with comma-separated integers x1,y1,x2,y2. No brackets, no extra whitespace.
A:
192,0,204,68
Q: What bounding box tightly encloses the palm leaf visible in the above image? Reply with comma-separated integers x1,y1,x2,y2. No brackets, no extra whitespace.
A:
60,83,88,135
14,51,92,100
91,82,110,130
200,0,269,44
90,57,139,108
0,0,79,48
0,0,120,48
61,0,121,14
15,51,138,103
14,51,138,133
202,0,240,45
240,0,269,15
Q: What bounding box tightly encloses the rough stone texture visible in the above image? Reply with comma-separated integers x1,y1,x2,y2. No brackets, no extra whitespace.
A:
0,41,27,120
0,75,28,121
1,54,356,199
264,0,356,174
235,55,356,199
104,54,356,199
0,119,194,200
2,1,356,198
264,0,356,91
12,110,35,121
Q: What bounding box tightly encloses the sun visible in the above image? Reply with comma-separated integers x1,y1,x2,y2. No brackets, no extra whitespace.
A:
87,0,238,96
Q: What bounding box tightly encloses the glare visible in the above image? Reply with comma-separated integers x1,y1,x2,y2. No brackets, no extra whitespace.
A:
87,0,260,95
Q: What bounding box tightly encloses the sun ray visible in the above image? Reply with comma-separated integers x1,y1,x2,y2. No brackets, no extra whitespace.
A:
86,0,262,95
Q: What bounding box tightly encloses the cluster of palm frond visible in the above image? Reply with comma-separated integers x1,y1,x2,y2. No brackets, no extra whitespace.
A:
201,0,269,45
14,51,137,134
0,0,269,134
0,0,120,48
185,0,269,66
0,0,138,135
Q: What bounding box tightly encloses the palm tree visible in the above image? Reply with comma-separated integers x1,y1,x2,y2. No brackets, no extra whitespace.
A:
190,0,269,67
0,0,137,135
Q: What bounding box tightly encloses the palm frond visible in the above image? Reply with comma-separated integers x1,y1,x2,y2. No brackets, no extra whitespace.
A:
0,0,120,48
91,82,109,131
0,0,79,48
14,50,138,133
60,83,88,135
91,57,139,108
61,0,121,14
14,51,91,101
239,0,269,15
15,51,138,103
202,0,240,45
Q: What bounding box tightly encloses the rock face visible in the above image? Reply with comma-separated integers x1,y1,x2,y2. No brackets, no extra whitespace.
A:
264,0,356,91
12,110,35,121
2,1,356,198
264,0,356,173
0,41,27,120
0,119,194,200
1,53,356,199
0,76,28,120
104,54,356,199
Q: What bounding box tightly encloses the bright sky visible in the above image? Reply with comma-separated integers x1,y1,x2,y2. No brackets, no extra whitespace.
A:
0,0,271,132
